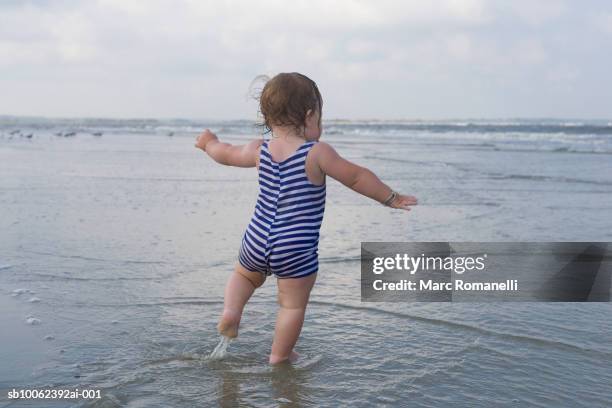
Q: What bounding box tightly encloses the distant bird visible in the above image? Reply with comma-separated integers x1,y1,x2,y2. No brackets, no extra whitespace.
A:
54,132,63,137
25,133,33,138
64,132,76,137
167,132,174,137
9,129,20,135
92,132,103,137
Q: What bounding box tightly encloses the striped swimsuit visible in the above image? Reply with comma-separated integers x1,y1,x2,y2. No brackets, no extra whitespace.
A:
238,139,326,278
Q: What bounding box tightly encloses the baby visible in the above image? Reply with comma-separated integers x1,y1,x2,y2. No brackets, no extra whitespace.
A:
195,72,417,364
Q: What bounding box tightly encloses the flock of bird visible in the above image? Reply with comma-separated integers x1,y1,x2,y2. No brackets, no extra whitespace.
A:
1,130,176,139
0,129,104,139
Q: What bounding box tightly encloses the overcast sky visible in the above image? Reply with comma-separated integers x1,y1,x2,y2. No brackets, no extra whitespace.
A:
1,0,611,120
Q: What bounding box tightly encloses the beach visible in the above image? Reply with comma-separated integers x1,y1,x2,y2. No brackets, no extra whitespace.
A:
1,117,611,407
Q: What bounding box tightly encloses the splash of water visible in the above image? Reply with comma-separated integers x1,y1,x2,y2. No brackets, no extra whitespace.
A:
209,335,231,360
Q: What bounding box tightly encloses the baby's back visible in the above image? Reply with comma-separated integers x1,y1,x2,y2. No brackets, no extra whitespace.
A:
238,140,326,278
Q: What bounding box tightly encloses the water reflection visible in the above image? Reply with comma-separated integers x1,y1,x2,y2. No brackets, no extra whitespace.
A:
218,366,240,408
270,362,313,407
215,359,313,407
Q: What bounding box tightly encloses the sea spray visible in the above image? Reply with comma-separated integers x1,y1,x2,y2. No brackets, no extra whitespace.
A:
209,335,231,360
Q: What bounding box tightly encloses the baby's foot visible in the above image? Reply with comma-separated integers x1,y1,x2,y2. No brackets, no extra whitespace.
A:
288,351,299,362
269,350,299,365
217,309,241,338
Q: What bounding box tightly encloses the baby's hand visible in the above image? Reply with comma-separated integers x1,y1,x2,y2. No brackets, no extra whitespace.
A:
390,194,418,211
194,129,218,151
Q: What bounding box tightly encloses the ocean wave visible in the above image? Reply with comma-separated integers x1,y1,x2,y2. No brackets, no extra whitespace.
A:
19,249,168,265
319,255,361,264
308,300,612,359
3,117,612,136
19,272,175,282
82,296,612,359
487,173,612,187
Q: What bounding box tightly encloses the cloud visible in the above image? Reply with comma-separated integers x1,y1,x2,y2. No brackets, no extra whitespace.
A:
592,11,612,35
494,0,568,26
0,0,610,118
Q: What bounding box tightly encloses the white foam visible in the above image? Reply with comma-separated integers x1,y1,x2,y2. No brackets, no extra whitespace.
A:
275,398,292,403
209,335,231,360
26,317,41,325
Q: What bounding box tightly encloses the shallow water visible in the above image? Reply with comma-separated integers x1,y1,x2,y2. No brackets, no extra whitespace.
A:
0,119,611,407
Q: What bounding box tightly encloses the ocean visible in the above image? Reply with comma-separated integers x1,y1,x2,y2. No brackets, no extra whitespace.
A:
1,117,611,407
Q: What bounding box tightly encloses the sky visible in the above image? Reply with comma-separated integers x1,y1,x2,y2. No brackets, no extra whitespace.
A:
1,0,611,120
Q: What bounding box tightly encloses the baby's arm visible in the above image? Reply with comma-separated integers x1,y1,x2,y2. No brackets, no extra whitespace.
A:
194,129,262,168
314,142,417,210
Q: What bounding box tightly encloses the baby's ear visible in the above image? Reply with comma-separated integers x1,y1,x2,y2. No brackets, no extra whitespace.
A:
305,109,313,117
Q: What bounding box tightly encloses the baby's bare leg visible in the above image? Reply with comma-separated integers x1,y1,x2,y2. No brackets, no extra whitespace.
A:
217,263,266,338
269,273,317,364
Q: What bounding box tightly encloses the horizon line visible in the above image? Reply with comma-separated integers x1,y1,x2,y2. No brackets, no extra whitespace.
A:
1,114,611,123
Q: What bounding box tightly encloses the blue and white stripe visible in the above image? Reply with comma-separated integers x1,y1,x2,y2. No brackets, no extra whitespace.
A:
239,140,326,278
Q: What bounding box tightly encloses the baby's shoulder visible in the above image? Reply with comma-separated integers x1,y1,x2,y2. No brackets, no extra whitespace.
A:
248,138,264,149
310,140,334,154
245,138,264,168
246,138,264,155
309,140,338,162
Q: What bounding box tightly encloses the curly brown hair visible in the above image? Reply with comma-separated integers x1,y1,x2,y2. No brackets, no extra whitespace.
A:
256,72,322,135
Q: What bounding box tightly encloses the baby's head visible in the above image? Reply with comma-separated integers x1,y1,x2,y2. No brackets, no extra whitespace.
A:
257,72,323,141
